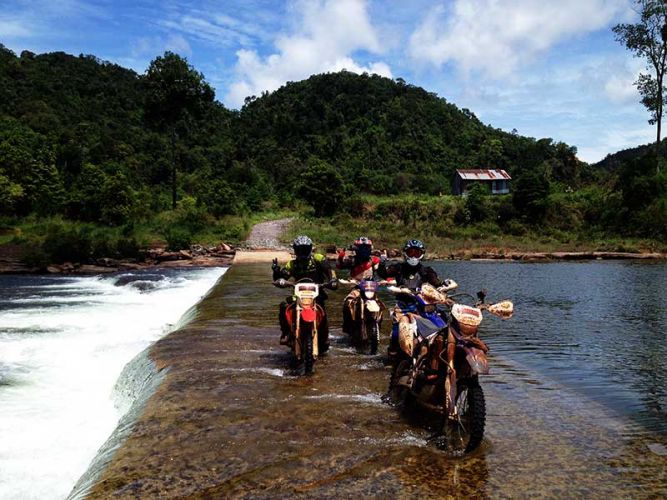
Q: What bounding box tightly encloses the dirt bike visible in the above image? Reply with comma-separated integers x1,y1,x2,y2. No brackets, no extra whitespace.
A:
387,282,513,455
274,278,328,375
339,278,387,355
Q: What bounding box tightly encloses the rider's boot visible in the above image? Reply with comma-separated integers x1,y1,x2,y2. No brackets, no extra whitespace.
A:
279,302,290,345
342,306,352,334
386,323,400,364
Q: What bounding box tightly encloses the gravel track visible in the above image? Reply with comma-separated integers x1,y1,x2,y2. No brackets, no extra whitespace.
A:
244,218,293,249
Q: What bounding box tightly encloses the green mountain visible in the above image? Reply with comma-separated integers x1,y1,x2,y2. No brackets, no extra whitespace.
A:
1,46,664,247
236,71,583,195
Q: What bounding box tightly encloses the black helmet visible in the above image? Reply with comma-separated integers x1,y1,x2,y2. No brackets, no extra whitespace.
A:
403,239,425,266
292,235,313,260
354,236,373,259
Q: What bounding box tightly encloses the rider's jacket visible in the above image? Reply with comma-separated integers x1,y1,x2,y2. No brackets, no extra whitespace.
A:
377,261,442,290
273,254,337,285
337,253,381,280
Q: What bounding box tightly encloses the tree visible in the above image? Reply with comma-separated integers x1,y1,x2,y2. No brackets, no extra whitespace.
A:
144,52,215,208
297,158,344,216
513,169,551,222
464,183,489,223
613,0,667,159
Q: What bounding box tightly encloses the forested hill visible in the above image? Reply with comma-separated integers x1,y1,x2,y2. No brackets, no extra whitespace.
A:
237,72,586,197
592,140,667,171
0,46,587,220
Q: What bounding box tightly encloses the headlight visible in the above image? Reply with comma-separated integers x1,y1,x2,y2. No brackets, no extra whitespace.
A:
364,291,375,299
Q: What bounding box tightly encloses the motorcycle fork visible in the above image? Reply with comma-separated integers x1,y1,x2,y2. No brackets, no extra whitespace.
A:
295,304,302,358
441,327,458,417
295,303,319,358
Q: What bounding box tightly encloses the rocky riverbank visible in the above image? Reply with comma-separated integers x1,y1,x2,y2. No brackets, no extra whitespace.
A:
0,243,236,275
330,247,667,262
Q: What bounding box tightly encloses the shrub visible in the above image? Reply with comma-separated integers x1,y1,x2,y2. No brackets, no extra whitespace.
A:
164,226,193,251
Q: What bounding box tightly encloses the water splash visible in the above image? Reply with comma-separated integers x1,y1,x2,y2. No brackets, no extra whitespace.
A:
0,267,226,500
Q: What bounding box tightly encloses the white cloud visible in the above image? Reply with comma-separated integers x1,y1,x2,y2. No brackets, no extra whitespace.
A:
605,73,638,104
578,125,654,163
165,34,192,56
132,34,192,58
602,57,645,104
225,0,392,108
409,0,632,78
0,18,31,38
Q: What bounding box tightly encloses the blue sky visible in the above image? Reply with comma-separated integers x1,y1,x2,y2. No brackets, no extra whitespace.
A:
0,0,654,163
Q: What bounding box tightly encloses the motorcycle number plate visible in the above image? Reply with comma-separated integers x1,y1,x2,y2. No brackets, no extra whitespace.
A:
452,303,483,327
366,300,380,312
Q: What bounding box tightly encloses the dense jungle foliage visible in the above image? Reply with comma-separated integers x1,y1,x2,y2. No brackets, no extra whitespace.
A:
0,46,665,263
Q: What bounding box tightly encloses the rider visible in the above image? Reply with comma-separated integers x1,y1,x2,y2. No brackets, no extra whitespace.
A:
272,235,338,352
377,239,443,360
337,236,381,334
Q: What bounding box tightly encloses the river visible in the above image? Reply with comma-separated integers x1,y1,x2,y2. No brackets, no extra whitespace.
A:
2,261,666,498
73,260,667,498
428,260,667,438
0,268,226,500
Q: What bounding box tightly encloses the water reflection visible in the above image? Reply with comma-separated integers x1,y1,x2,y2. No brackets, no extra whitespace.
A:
74,262,667,498
428,260,667,437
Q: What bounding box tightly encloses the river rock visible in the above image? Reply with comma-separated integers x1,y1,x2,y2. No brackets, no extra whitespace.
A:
78,265,117,274
189,244,206,255
118,261,143,270
156,251,182,262
96,257,120,267
179,250,193,260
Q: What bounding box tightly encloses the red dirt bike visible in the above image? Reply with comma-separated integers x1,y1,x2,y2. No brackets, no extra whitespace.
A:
387,283,513,455
274,278,329,375
339,278,388,355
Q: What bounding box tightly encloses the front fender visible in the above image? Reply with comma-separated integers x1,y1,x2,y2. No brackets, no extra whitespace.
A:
462,345,489,375
300,306,316,323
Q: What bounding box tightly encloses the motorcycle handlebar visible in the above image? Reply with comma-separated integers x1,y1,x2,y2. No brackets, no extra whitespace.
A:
272,279,338,290
338,278,392,286
273,279,293,288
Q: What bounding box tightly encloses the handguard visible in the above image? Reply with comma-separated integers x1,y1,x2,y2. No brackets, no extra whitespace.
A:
487,300,514,319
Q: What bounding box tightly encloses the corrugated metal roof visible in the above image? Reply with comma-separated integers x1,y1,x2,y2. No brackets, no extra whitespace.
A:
456,169,512,180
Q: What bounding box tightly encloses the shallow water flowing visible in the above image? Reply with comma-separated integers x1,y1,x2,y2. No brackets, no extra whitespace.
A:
0,268,226,500
69,261,666,498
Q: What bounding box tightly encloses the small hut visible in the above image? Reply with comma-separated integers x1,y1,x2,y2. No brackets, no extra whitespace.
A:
453,169,511,195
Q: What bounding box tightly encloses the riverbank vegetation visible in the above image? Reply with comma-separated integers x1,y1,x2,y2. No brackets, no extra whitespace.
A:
0,46,665,266
285,192,667,256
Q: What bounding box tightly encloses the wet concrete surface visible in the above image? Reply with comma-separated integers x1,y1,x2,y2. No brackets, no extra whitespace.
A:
72,264,667,498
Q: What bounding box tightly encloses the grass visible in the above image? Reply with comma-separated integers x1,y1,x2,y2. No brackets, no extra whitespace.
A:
2,194,665,267
0,207,301,266
285,214,667,256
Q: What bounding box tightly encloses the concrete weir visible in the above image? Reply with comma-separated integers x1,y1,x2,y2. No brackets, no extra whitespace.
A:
69,262,667,498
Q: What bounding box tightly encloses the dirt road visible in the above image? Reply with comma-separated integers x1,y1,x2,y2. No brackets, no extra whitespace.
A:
244,218,293,249
234,218,294,264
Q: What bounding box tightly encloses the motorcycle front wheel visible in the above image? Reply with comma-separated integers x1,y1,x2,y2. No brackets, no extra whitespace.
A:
388,358,413,408
301,323,315,375
438,381,486,455
367,319,379,355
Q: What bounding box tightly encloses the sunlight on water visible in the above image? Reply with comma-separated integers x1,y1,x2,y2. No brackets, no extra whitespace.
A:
0,268,226,500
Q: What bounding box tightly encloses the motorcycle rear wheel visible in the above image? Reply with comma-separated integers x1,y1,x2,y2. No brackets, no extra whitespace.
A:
438,382,485,455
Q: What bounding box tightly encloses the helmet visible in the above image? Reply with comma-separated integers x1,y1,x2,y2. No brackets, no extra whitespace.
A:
292,235,313,260
403,239,425,266
354,236,373,260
